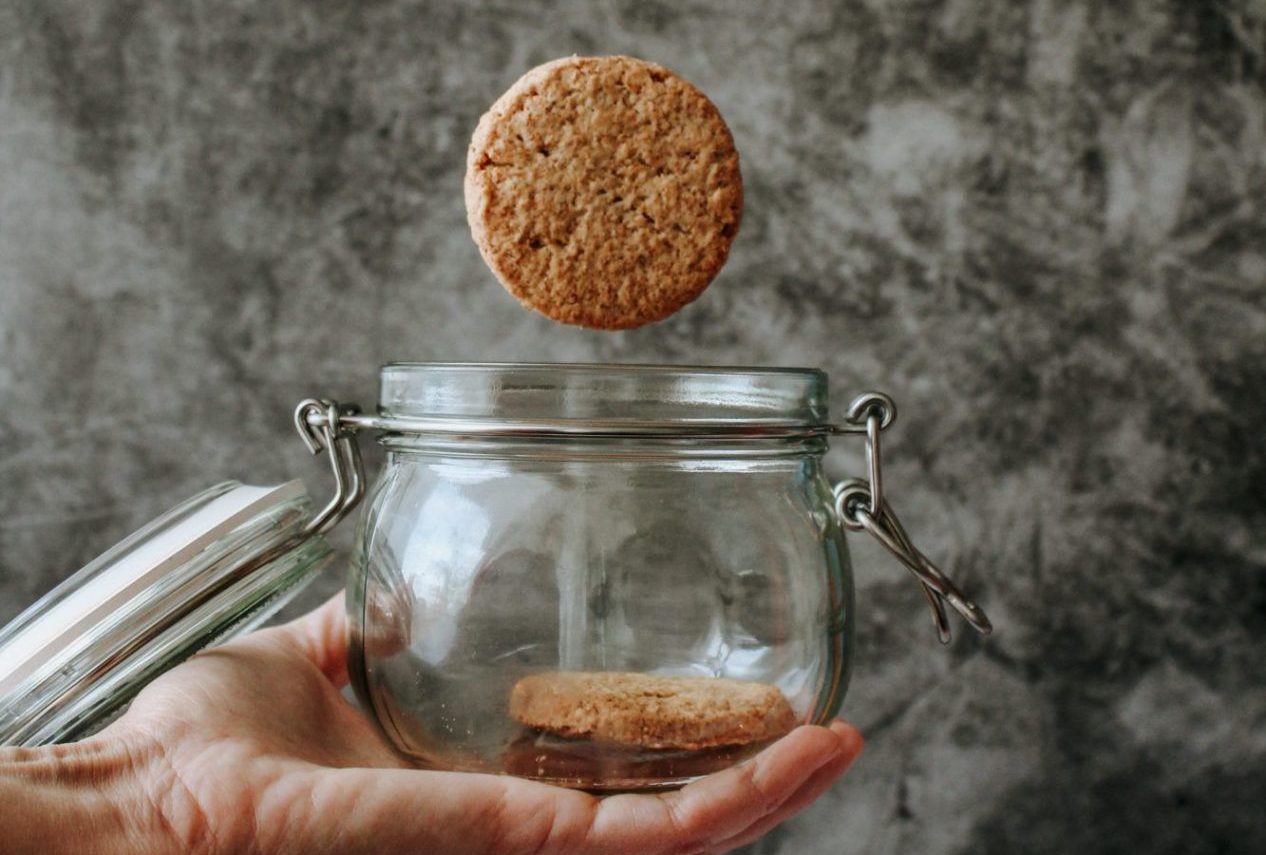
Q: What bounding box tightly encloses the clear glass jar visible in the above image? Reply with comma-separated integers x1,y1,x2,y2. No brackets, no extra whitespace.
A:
0,360,987,786
346,364,853,790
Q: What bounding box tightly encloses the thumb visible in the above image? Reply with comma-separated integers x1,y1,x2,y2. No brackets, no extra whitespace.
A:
268,592,350,687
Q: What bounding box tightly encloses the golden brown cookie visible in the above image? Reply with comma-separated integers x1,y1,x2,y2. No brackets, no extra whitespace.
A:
508,671,797,750
465,55,743,330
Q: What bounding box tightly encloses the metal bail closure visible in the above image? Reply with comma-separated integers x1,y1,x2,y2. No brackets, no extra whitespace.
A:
293,399,367,535
833,393,993,644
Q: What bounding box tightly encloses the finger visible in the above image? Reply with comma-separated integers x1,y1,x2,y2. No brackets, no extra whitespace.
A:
262,592,350,686
588,724,848,854
706,721,863,852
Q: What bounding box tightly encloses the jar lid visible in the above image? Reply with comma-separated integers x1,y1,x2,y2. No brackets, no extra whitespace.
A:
0,480,332,747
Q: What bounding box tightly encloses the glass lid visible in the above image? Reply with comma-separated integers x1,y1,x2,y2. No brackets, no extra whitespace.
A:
0,480,332,747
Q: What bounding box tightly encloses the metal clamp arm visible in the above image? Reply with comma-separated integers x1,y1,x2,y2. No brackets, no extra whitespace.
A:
832,393,993,644
294,399,367,535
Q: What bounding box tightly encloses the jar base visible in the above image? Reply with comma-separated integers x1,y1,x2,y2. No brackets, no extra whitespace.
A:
498,730,776,791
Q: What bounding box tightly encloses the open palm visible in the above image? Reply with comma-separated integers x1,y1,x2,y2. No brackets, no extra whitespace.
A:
102,596,862,855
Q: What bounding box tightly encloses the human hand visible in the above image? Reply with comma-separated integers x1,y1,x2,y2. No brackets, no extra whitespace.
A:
3,596,862,855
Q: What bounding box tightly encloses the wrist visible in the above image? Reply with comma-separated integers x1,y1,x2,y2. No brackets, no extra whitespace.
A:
0,737,177,855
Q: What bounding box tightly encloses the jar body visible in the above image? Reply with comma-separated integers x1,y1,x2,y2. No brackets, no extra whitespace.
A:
347,436,853,790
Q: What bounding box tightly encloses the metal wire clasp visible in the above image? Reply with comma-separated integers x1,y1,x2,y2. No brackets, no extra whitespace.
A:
293,399,366,535
832,393,992,644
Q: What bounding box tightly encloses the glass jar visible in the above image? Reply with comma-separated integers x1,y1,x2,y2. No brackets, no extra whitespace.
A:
330,364,989,790
0,361,988,791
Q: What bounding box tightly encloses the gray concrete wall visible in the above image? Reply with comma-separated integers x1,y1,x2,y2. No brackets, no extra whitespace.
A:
2,1,1264,851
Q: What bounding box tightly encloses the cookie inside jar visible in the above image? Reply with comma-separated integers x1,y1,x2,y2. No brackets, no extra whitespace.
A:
502,671,797,790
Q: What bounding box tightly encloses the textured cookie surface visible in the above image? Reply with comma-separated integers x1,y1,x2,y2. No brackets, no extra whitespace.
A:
465,55,742,330
508,671,796,750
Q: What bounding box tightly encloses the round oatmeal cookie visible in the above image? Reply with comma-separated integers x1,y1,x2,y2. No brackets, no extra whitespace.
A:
508,671,796,750
464,55,743,330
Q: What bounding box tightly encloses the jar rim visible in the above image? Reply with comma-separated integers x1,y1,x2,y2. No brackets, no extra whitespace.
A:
377,362,829,430
382,361,824,376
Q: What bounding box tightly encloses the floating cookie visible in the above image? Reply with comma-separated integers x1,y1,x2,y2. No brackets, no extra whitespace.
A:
508,671,796,750
465,55,743,330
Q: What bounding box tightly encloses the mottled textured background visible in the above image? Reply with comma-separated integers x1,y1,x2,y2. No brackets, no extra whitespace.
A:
2,0,1265,852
